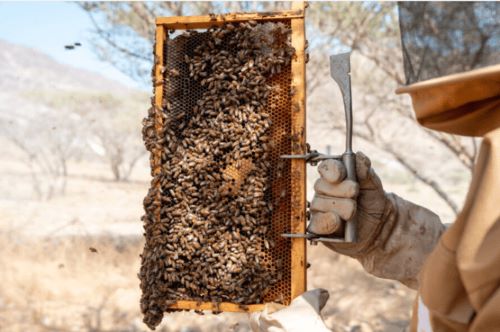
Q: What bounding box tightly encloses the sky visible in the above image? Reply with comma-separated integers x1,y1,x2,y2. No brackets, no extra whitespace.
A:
0,2,142,89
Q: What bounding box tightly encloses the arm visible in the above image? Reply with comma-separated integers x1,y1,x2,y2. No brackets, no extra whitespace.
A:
309,152,445,289
357,193,445,289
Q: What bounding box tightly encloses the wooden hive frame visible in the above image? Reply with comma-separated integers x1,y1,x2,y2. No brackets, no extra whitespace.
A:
152,2,306,313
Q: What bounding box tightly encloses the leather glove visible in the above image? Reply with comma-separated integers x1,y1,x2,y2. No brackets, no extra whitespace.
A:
250,289,331,332
308,152,395,257
308,152,445,289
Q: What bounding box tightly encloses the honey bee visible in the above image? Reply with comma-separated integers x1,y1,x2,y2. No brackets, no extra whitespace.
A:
169,68,180,77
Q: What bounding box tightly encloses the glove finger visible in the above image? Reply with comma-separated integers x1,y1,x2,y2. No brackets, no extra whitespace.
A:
355,151,383,191
307,211,341,235
354,151,371,182
310,194,356,220
314,178,359,198
318,159,346,184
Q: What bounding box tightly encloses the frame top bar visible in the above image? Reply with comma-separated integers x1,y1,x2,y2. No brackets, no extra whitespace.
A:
156,9,304,29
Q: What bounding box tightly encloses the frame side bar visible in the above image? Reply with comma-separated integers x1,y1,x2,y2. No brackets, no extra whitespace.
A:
289,10,307,300
153,26,165,232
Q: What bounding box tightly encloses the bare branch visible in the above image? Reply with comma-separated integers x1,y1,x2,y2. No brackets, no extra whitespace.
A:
385,146,459,214
424,130,475,171
83,10,150,62
325,120,461,215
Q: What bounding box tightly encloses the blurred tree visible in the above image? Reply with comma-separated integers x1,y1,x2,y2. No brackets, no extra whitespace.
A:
80,1,478,215
87,120,146,182
78,92,147,182
0,112,83,199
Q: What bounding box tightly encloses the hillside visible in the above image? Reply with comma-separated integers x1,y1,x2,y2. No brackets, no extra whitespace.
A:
0,39,136,93
0,39,149,124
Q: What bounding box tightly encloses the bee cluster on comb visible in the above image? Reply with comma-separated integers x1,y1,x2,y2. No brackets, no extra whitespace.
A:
141,20,295,329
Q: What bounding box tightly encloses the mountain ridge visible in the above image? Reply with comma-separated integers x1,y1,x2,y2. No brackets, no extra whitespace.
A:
0,38,144,94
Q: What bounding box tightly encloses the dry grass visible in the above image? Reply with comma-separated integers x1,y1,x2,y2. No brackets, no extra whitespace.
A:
0,233,257,332
0,234,142,331
0,232,414,332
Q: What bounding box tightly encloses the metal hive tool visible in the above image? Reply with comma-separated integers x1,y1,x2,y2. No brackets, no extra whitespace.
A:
140,3,307,328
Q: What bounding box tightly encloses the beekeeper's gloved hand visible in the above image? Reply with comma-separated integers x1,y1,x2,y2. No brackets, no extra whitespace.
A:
250,289,331,332
308,152,445,289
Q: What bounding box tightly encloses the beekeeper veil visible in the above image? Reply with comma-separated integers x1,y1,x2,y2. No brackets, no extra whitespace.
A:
396,2,500,136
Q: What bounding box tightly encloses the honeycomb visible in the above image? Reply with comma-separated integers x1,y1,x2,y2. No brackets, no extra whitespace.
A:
141,18,302,329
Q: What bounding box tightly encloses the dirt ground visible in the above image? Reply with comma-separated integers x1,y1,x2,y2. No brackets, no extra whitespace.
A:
0,234,414,332
0,143,467,332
